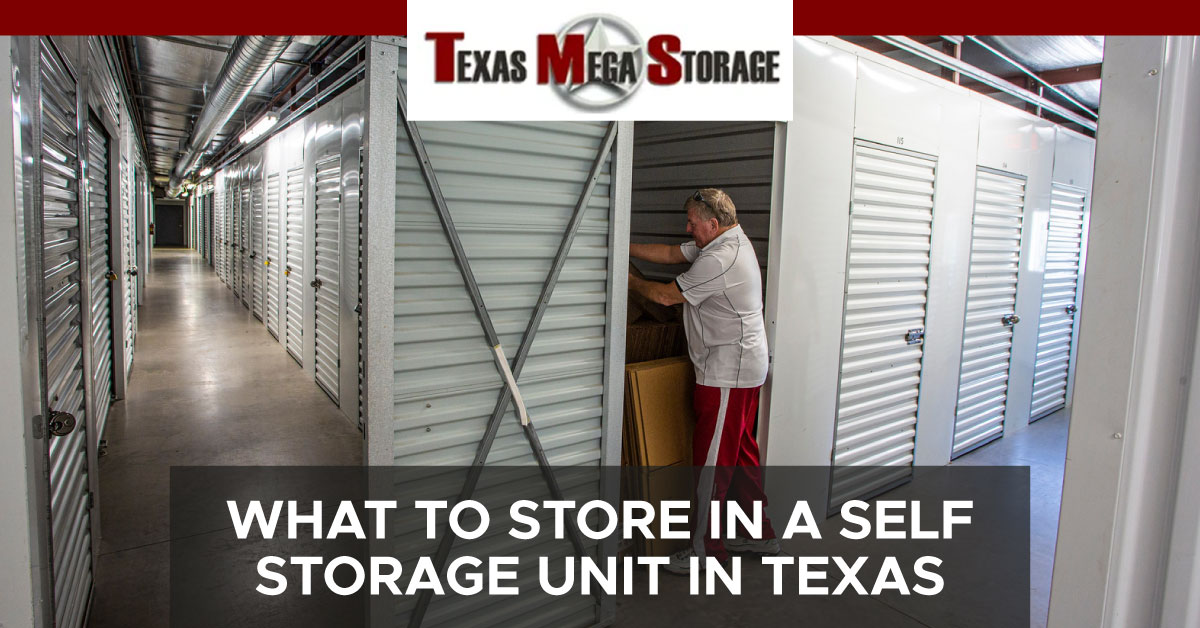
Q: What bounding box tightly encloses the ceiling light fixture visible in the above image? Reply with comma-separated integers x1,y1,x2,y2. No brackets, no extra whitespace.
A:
239,110,280,145
199,167,213,177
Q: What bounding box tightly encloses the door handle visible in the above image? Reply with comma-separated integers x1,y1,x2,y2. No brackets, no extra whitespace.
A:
905,328,924,345
47,410,76,437
1001,314,1020,327
311,278,322,289
128,267,138,277
1065,304,1078,317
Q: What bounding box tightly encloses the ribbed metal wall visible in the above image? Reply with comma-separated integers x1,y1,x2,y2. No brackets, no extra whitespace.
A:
1031,183,1087,420
215,186,227,282
285,165,305,364
86,118,114,440
313,156,342,401
265,173,282,339
829,140,937,510
392,117,612,627
251,178,265,321
951,168,1026,456
39,39,93,628
630,122,774,284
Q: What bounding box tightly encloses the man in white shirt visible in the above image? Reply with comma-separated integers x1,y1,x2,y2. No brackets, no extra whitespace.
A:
627,188,779,574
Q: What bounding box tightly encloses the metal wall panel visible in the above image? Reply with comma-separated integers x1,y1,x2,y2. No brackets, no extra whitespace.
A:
1030,183,1086,420
251,176,265,321
285,165,305,364
313,156,342,401
86,117,114,442
265,173,282,339
951,168,1027,456
391,117,613,628
232,181,243,297
828,140,937,510
38,38,93,628
630,122,774,284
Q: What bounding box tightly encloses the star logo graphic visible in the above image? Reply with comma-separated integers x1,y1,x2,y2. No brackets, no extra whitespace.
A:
554,14,646,109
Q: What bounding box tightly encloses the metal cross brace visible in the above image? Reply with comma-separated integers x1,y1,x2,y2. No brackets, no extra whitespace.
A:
397,81,618,628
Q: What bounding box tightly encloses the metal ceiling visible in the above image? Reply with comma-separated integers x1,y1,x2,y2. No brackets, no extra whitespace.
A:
840,35,1104,133
117,35,353,191
974,36,1103,109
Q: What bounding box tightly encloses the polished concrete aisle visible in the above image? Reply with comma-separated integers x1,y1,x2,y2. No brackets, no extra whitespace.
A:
88,249,362,627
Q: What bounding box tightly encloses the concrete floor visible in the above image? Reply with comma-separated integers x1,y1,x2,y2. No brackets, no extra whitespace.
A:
88,249,362,628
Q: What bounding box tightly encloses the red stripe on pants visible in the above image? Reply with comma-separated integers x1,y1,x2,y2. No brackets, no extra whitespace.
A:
692,384,776,561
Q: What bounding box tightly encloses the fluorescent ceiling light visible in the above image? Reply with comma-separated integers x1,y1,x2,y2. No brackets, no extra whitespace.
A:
199,167,213,177
239,111,280,144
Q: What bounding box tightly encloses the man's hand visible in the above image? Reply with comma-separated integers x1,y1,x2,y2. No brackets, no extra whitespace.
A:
628,272,685,307
629,243,688,265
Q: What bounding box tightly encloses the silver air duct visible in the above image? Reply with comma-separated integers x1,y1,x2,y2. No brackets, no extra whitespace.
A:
167,35,293,196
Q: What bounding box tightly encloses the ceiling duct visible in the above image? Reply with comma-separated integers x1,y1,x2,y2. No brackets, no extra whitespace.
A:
167,35,292,195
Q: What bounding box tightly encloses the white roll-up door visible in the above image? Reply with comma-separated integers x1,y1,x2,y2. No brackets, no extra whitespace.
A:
1030,184,1087,421
240,186,252,308
265,173,282,339
313,156,341,402
829,140,937,511
38,39,93,628
285,166,305,364
951,168,1027,457
121,152,135,374
86,117,115,439
251,179,265,321
231,183,242,298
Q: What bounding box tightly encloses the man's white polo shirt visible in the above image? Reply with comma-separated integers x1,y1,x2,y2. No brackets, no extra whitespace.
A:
675,225,769,389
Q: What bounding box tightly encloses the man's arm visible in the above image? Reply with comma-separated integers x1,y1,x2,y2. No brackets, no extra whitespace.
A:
628,273,685,307
630,243,688,265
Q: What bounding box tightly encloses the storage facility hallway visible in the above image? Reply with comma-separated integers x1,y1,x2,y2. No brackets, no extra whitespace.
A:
88,249,362,628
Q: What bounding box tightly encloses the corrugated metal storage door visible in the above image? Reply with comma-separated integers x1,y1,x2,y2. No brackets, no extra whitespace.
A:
313,156,341,401
251,179,265,320
265,173,282,339
285,166,305,364
240,185,252,308
1030,184,1086,421
231,183,242,297
38,40,93,628
951,168,1026,457
392,120,613,628
121,153,135,374
215,188,225,282
86,117,115,439
828,140,937,511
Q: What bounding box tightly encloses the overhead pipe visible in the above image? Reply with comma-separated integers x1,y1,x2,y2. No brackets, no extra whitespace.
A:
167,35,293,196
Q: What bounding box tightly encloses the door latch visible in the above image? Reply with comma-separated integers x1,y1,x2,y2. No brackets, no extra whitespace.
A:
128,267,138,277
264,258,270,266
311,278,322,289
1001,313,1020,327
47,410,76,437
1065,304,1078,317
249,253,257,260
105,271,118,281
284,266,291,277
905,328,925,345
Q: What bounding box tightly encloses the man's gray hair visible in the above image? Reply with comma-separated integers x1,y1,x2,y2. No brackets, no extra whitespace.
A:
685,188,738,227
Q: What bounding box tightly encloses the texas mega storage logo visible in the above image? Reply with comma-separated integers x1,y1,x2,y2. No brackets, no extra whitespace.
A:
406,2,793,121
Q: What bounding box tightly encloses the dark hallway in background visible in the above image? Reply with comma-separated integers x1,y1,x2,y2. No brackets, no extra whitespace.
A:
154,204,186,247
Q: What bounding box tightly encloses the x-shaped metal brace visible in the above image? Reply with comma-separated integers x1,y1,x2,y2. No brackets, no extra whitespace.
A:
397,81,618,628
